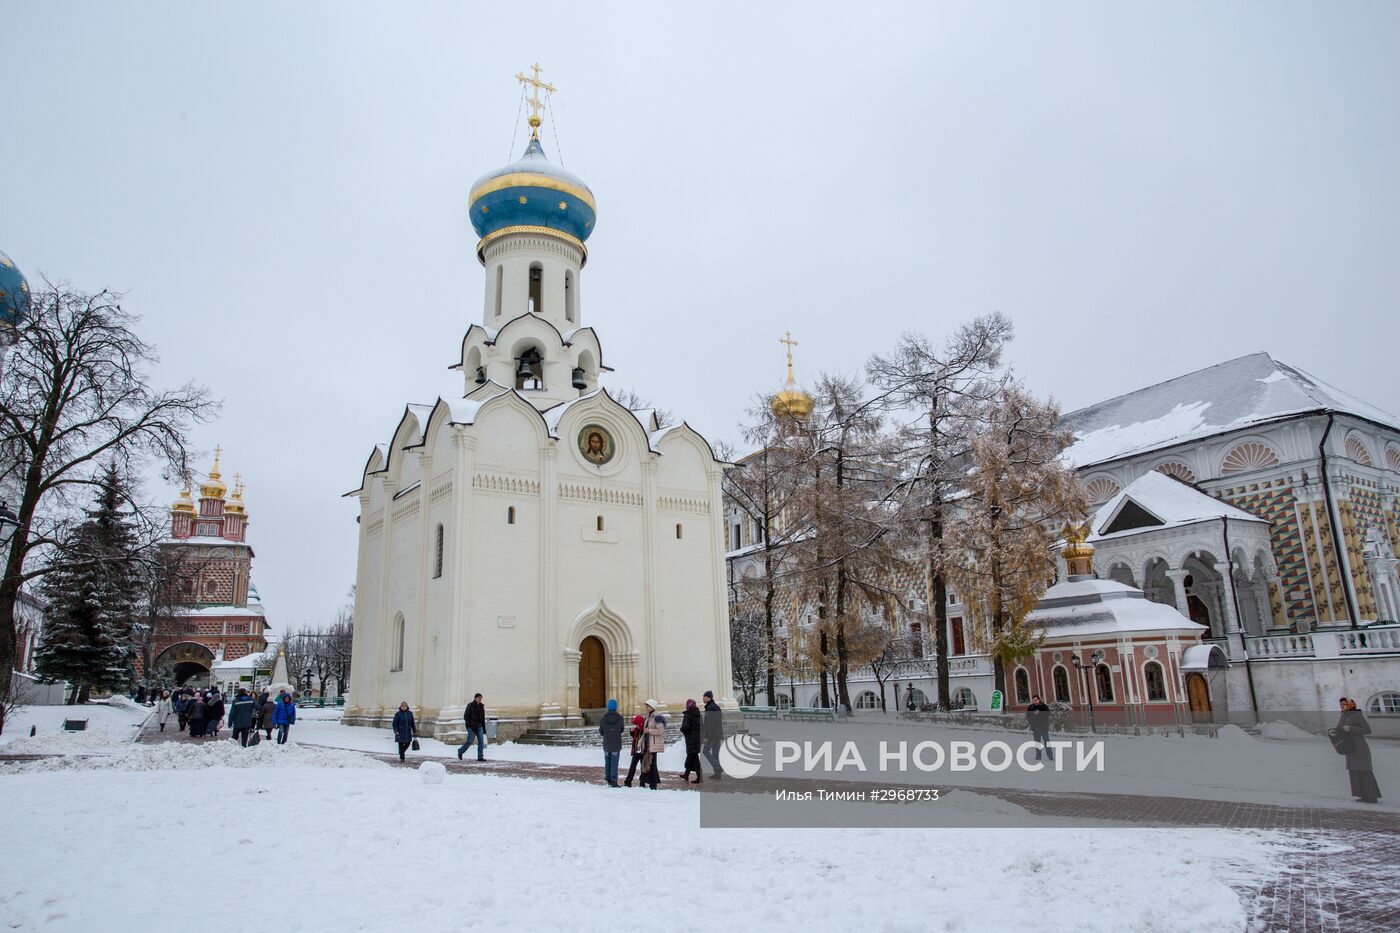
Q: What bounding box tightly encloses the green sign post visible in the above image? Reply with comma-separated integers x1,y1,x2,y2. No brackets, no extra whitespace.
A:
989,689,1004,712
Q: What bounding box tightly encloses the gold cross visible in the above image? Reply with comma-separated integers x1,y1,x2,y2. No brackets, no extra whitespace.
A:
516,63,556,140
779,331,799,383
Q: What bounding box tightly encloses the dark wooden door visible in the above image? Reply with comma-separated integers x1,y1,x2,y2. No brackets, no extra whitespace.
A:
1186,673,1212,717
579,636,606,710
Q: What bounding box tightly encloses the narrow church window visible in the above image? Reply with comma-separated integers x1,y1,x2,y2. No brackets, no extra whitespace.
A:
494,265,503,317
391,614,405,672
1014,667,1030,704
1095,664,1114,703
507,506,516,524
1053,666,1071,703
433,524,444,578
675,523,683,539
528,262,543,314
565,270,575,323
1144,662,1167,701
596,515,604,532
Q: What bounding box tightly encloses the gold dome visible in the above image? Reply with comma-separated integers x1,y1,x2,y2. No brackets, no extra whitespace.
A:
224,475,246,514
171,482,196,514
199,447,227,499
770,330,813,420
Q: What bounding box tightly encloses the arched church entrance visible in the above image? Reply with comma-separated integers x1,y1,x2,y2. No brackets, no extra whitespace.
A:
1185,673,1212,719
155,642,216,686
579,636,606,710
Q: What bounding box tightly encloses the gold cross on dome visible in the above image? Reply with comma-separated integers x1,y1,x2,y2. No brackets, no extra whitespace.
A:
516,63,557,140
779,331,799,383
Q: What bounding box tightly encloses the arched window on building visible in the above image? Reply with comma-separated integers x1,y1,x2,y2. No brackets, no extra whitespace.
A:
527,262,543,314
515,346,544,390
1052,666,1071,703
507,506,516,524
855,691,880,710
494,265,503,317
1144,661,1167,701
565,270,576,323
675,523,683,539
774,693,792,710
1095,664,1114,703
952,687,977,710
390,613,405,672
1014,668,1031,705
433,524,444,578
1367,692,1400,715
596,515,605,532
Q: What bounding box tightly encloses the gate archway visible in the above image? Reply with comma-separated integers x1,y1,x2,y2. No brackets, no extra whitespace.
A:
155,642,216,685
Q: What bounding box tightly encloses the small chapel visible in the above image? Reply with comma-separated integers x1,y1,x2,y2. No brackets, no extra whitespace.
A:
344,69,734,740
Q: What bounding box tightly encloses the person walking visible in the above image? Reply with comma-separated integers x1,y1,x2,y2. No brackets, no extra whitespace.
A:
155,691,173,732
458,693,487,761
623,715,647,787
392,702,417,763
680,699,704,784
272,691,296,745
1331,697,1382,803
701,690,724,779
258,692,276,740
175,690,190,732
207,690,225,739
227,688,257,747
1026,695,1053,761
641,700,665,790
186,693,208,738
599,699,624,787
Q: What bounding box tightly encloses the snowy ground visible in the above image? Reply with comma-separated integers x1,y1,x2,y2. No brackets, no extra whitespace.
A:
0,739,1285,932
0,698,150,751
288,709,1397,812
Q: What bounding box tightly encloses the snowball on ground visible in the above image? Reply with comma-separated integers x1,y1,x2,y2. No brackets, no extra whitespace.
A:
0,742,1281,932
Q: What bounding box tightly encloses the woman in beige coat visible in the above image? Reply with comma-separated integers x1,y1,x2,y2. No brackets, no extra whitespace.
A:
641,700,665,790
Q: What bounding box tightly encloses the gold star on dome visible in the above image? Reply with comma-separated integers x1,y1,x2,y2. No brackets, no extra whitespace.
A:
518,195,528,205
558,201,567,210
481,205,489,213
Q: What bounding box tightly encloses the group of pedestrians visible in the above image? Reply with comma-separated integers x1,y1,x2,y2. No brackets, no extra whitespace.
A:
600,691,725,789
156,685,298,745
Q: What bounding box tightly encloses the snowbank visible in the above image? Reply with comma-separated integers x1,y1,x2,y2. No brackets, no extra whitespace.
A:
3,737,385,773
1259,720,1320,742
0,763,1280,931
0,701,150,748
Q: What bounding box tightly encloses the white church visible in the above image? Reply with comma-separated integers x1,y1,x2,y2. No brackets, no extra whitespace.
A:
344,74,734,740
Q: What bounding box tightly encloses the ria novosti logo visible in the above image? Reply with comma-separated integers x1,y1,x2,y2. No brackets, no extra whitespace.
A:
718,734,764,779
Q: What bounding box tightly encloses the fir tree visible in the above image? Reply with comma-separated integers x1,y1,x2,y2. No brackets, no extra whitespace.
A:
34,467,142,703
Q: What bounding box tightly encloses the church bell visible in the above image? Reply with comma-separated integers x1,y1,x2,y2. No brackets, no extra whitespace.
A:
571,367,587,389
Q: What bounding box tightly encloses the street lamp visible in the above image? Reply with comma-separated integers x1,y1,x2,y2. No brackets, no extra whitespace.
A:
0,501,19,549
1070,653,1097,734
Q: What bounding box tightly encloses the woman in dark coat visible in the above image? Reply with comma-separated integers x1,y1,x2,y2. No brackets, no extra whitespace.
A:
680,699,704,784
392,702,417,762
207,691,225,739
258,693,276,740
1334,697,1381,803
186,695,208,738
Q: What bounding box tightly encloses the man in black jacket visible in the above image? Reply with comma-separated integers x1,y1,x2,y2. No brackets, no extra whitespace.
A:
458,693,488,761
227,688,258,747
1025,695,1053,761
701,690,724,779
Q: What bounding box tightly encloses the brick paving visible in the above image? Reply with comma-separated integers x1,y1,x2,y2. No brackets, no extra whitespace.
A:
6,720,1394,931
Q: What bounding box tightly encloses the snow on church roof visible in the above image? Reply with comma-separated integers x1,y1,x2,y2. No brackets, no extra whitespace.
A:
1062,352,1400,468
1090,470,1265,541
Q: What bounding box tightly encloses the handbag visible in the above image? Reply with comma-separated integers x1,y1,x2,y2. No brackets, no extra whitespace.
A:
411,738,420,751
1327,728,1355,756
248,731,261,747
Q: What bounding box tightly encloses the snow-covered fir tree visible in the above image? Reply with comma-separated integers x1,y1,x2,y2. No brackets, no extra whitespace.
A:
34,467,142,703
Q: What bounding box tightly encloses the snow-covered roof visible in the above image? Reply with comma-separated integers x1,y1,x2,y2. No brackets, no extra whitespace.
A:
163,536,252,548
1062,352,1400,467
182,605,265,618
1180,643,1230,670
1090,471,1266,541
1027,577,1207,639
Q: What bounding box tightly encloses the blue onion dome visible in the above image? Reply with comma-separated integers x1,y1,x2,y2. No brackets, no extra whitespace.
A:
0,249,31,332
468,137,596,253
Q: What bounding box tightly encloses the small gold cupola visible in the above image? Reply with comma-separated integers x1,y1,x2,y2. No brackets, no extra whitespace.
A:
1060,520,1096,578
224,474,246,515
171,480,196,514
199,446,227,499
770,330,814,421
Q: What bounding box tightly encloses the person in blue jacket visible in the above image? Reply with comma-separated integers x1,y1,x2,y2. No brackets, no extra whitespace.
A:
392,701,417,762
272,691,297,745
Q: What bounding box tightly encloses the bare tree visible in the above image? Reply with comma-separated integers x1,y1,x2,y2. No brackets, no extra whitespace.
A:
945,381,1087,696
0,284,216,729
724,395,812,702
728,609,766,705
867,314,1013,710
606,387,673,429
787,374,911,712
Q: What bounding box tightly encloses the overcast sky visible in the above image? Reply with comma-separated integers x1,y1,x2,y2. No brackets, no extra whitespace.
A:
4,2,1397,630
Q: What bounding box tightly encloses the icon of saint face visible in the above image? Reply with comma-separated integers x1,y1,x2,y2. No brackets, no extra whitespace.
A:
586,432,605,459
